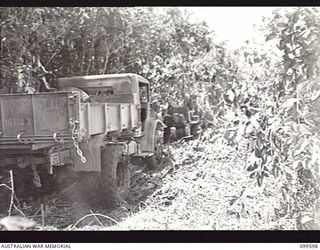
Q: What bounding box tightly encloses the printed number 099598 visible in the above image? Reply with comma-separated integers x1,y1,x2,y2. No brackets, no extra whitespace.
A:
300,244,318,248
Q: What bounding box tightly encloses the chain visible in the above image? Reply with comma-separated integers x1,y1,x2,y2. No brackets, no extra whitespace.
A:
31,165,42,188
70,119,87,163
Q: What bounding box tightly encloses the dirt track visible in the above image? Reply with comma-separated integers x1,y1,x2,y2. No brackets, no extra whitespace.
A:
0,149,172,230
1,133,318,230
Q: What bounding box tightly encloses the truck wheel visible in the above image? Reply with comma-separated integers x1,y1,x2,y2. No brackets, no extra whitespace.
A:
191,124,200,138
99,145,130,207
163,127,171,144
145,125,163,170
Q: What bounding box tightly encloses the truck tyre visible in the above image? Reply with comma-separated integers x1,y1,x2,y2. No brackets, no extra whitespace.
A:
163,127,171,144
99,145,130,207
191,124,200,138
145,125,163,170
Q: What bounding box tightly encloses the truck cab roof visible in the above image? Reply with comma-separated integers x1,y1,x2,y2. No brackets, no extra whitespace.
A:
58,73,149,89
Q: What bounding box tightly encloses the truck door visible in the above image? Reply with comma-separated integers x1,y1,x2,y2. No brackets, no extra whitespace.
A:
139,82,150,125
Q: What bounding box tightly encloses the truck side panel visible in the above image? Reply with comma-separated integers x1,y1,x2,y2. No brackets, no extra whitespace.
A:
104,103,139,133
79,103,140,141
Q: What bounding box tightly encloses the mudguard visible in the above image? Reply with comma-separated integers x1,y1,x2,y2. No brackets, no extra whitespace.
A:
73,134,105,172
138,118,165,153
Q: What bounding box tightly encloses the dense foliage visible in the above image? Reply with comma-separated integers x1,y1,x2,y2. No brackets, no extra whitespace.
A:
0,7,213,95
212,7,320,227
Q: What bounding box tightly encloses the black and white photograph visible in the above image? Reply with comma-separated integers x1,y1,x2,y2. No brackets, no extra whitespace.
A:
0,7,319,234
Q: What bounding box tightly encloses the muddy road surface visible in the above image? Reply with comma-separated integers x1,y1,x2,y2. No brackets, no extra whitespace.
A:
0,154,172,230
